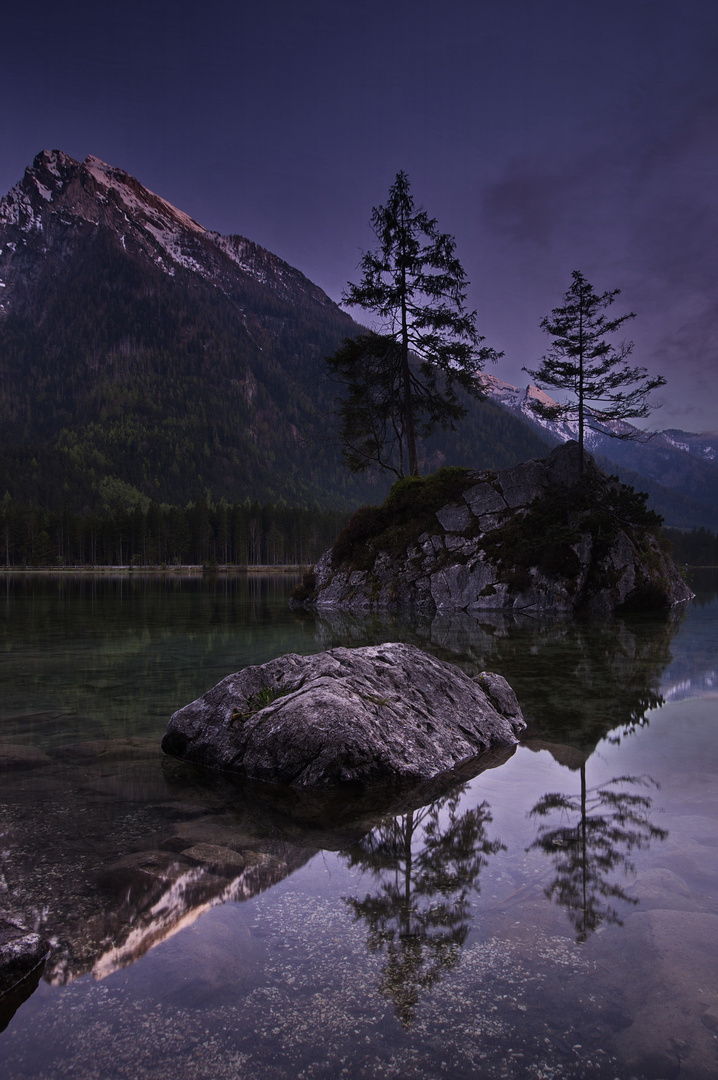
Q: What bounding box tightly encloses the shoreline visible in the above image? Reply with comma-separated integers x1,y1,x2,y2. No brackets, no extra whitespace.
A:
0,565,311,575
1,564,715,575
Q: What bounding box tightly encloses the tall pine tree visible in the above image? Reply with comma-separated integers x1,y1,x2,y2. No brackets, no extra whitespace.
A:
524,271,666,474
330,172,499,477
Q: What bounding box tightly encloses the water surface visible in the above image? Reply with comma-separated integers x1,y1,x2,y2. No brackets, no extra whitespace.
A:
1,572,716,1079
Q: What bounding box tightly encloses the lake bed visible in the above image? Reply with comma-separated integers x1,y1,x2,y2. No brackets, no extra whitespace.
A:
1,574,716,1079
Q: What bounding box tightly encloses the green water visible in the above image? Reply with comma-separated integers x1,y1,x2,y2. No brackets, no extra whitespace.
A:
0,572,716,1079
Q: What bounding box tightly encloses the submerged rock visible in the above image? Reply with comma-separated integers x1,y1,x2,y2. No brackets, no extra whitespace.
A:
161,642,525,788
0,919,48,1033
298,443,693,616
0,918,49,996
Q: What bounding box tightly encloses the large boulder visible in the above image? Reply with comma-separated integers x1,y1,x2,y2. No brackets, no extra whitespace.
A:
161,643,525,788
300,443,693,616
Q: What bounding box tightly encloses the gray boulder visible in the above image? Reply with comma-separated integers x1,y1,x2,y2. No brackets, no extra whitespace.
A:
304,443,693,616
162,643,525,789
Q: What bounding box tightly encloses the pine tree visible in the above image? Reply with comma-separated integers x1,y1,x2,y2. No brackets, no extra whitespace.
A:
524,271,666,474
325,332,409,476
333,171,500,477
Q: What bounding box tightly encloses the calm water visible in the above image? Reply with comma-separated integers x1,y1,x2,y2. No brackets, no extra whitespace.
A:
1,572,717,1080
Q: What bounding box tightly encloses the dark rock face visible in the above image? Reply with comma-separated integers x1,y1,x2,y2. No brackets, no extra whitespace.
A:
0,919,48,996
307,443,694,616
162,643,525,788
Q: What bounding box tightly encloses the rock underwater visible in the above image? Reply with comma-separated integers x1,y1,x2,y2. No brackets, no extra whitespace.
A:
161,642,525,788
297,442,693,617
0,920,48,991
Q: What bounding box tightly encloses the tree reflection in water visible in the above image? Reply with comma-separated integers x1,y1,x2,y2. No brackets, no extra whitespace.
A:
528,768,668,942
344,787,503,1026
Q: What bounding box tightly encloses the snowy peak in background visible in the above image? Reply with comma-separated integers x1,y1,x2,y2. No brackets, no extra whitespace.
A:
479,371,643,445
480,372,716,457
479,373,554,414
480,373,718,527
660,429,717,462
0,149,336,310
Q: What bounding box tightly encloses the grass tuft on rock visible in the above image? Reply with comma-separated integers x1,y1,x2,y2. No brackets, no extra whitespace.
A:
231,685,293,723
331,467,478,571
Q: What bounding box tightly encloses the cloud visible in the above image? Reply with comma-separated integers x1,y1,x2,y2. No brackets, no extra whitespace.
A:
480,90,718,430
482,163,568,246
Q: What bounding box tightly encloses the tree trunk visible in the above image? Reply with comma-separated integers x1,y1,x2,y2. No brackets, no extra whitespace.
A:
578,387,585,476
400,269,419,476
578,307,585,478
580,763,588,939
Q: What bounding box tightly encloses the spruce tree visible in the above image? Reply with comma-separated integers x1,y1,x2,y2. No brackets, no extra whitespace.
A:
524,271,666,474
332,171,499,477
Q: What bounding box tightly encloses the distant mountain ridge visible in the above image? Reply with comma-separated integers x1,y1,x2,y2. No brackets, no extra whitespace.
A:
0,150,552,512
480,374,718,530
479,373,716,463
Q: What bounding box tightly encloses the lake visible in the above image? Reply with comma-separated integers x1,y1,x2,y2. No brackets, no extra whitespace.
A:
1,572,716,1080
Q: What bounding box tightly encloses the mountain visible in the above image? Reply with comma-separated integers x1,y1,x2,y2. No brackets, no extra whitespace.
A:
0,150,551,513
480,374,718,530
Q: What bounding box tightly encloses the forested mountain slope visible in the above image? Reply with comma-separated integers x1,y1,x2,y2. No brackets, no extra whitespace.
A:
0,151,551,512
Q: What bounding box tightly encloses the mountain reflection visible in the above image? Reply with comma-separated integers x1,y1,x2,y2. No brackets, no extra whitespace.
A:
87,843,312,985
0,749,508,998
343,787,503,1026
0,584,698,1033
528,768,668,941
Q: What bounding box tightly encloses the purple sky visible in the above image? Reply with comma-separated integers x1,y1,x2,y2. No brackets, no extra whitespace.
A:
2,0,716,432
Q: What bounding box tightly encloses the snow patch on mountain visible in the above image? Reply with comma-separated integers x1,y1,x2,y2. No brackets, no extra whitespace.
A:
479,373,717,458
662,431,717,461
212,233,266,279
0,149,338,310
0,179,43,229
34,181,53,202
83,155,206,237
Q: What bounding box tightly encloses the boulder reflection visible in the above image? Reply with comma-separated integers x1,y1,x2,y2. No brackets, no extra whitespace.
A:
343,786,504,1026
528,768,668,941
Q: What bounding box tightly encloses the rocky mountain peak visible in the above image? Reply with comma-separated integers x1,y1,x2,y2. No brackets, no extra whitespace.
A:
81,153,207,237
0,148,73,228
0,148,340,313
0,149,206,236
28,148,77,193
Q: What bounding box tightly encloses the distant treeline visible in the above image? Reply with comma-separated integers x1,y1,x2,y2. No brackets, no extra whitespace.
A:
663,527,718,567
2,495,715,570
0,496,348,568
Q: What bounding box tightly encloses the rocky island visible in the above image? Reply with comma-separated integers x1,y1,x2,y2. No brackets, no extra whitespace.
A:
296,443,692,616
162,642,525,788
